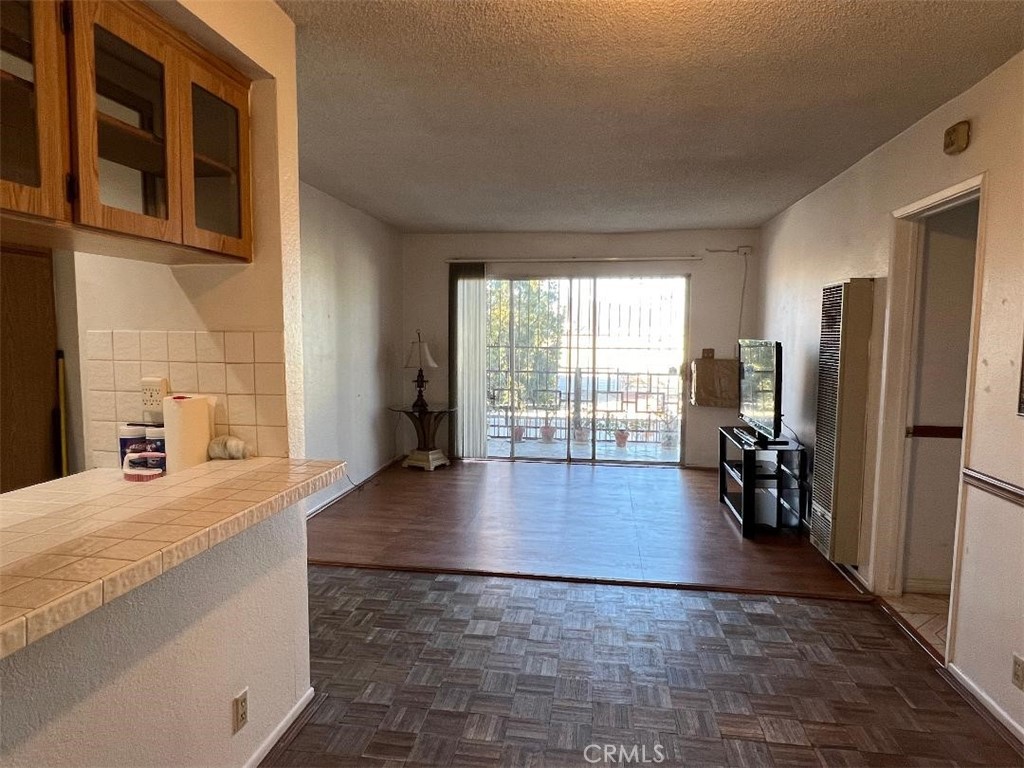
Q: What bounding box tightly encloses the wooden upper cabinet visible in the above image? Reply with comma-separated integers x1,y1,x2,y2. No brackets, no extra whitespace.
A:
70,0,183,243
180,56,252,260
0,0,71,220
1,0,252,260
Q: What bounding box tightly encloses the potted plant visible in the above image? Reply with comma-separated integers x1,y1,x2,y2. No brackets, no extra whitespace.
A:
512,424,526,442
540,411,556,442
614,427,629,448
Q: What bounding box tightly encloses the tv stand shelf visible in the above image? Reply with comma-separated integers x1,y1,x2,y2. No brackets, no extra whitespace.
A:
718,426,808,538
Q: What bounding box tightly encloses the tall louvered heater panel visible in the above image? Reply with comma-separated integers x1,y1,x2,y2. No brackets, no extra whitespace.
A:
810,278,874,564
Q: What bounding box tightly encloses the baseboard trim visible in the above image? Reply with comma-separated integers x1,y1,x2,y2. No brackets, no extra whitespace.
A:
245,686,315,768
903,577,951,595
304,457,404,520
944,664,1024,755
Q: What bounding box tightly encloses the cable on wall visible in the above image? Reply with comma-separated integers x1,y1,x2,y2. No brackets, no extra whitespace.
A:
706,247,752,341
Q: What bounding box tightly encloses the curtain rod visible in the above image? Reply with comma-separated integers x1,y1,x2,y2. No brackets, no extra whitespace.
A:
445,255,704,263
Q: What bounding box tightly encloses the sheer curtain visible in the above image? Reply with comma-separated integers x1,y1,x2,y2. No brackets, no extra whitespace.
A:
449,263,488,457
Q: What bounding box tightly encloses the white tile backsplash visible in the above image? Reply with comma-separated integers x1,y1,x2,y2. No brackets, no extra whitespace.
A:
85,331,112,361
197,362,227,393
224,332,254,363
256,426,288,458
112,331,140,361
140,331,168,361
85,328,288,466
254,363,286,395
195,332,225,362
254,332,285,363
115,391,143,422
113,361,141,391
225,363,255,394
227,394,256,425
167,332,196,362
88,391,116,421
256,395,286,426
140,360,170,380
169,362,199,393
87,360,115,391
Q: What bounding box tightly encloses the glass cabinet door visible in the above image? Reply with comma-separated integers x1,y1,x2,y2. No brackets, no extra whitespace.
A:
71,0,181,242
181,59,251,260
0,0,69,219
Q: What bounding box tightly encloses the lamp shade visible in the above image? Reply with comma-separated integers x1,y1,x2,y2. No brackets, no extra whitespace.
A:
404,331,438,369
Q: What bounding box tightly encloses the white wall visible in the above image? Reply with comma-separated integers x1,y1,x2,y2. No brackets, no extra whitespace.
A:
0,506,311,768
300,182,404,496
759,53,1023,735
903,203,978,594
401,230,761,467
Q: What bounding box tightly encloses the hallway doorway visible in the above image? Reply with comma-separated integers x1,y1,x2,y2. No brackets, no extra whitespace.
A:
894,198,980,659
484,276,686,464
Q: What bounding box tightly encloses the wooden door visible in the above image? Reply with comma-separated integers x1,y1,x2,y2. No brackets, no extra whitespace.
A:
70,0,182,243
180,56,252,260
0,247,60,492
0,0,71,220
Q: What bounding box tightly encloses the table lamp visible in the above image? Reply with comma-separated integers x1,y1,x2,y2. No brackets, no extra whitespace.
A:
404,329,438,412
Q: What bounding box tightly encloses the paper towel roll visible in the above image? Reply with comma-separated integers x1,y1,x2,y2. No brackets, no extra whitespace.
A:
163,395,212,474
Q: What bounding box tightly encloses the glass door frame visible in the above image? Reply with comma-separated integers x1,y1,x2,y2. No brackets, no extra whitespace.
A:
490,273,689,467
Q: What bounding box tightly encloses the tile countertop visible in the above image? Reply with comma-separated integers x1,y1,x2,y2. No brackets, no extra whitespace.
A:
0,457,345,659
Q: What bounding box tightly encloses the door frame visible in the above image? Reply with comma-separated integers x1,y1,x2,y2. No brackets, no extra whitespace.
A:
867,174,987,662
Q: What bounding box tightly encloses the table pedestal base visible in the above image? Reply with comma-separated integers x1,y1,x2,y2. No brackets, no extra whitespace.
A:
402,449,450,471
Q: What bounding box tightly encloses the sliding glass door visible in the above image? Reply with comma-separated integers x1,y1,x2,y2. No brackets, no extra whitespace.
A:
484,275,686,464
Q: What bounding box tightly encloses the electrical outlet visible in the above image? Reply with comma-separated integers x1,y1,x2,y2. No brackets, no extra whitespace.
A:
233,688,248,733
141,377,169,420
1013,654,1024,691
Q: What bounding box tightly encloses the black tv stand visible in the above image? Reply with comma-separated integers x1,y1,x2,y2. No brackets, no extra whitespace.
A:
734,427,788,448
719,426,808,538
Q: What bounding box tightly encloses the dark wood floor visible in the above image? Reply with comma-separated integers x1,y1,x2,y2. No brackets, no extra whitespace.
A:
262,567,1020,768
307,462,861,600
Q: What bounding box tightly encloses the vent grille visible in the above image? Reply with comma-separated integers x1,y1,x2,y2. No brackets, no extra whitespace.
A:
809,500,833,557
812,283,843,519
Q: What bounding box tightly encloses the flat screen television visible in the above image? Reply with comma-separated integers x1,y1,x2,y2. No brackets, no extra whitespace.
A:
737,339,782,441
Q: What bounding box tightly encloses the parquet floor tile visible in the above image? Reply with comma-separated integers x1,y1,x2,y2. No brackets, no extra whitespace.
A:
262,567,1021,768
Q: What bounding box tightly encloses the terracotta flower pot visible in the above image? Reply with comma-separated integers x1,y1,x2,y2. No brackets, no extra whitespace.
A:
540,425,556,443
614,429,629,448
512,425,526,442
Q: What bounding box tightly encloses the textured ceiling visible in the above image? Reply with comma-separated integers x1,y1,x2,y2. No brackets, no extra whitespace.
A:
279,0,1023,233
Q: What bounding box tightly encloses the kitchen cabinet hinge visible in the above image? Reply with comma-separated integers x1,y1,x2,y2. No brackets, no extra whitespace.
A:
60,1,73,34
65,174,78,203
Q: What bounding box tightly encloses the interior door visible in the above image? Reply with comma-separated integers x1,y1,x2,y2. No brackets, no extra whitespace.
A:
0,247,60,492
